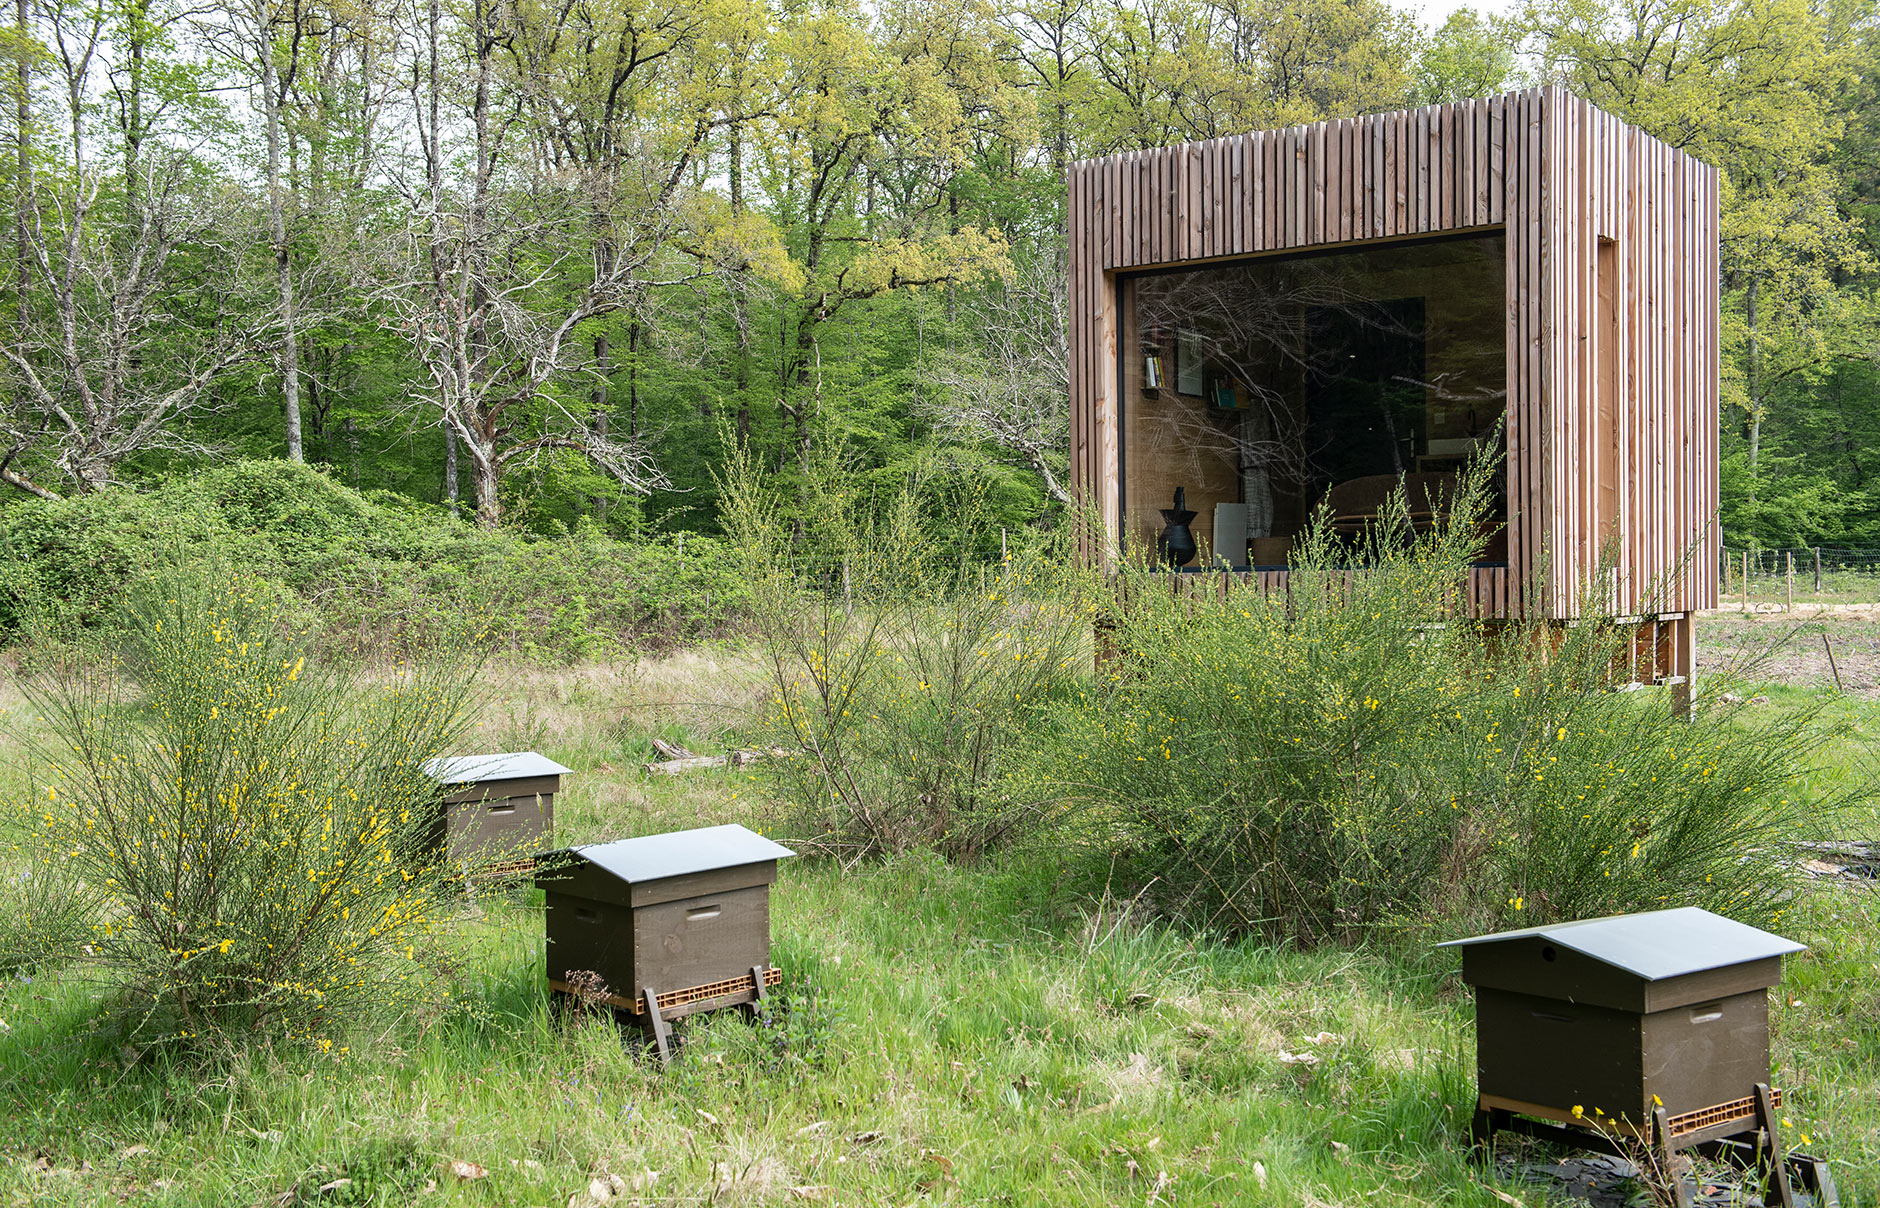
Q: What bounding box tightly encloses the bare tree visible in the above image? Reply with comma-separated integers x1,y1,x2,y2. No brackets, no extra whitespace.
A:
0,10,270,496
379,0,776,527
0,158,270,492
925,247,1072,506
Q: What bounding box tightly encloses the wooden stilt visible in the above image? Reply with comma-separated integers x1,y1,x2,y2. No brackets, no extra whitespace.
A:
1668,612,1693,718
642,986,673,1066
745,964,770,1020
1470,1106,1495,1155
1653,1106,1694,1208
1753,1083,1798,1208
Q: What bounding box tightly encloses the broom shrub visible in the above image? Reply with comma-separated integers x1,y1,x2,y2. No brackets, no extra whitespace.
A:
1024,463,1821,941
8,562,486,1048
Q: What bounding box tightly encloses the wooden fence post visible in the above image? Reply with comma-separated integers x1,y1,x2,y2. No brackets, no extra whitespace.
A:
1786,551,1794,612
1743,550,1751,612
1814,547,1822,593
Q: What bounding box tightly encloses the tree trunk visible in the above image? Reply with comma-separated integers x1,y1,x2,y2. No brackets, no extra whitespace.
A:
123,0,148,224
1745,274,1761,516
259,2,304,462
472,454,499,528
730,116,752,442
14,0,30,451
627,321,640,440
465,0,496,522
443,425,458,508
592,329,610,521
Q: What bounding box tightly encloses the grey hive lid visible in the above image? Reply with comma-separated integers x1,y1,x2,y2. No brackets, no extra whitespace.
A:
422,751,574,783
1439,907,1804,980
571,824,795,885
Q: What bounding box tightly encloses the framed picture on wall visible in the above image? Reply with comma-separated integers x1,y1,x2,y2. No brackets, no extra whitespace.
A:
1176,329,1204,396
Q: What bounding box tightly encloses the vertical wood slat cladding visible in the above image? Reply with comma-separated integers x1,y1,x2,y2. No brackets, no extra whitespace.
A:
1068,87,1720,623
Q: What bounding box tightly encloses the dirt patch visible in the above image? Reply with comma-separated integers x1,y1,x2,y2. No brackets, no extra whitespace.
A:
1697,609,1880,693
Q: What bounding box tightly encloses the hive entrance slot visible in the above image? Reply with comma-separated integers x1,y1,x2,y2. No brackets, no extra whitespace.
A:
686,905,722,922
1689,1003,1723,1024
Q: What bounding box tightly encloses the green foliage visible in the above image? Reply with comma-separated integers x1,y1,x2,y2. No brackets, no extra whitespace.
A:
0,461,750,661
1521,0,1880,547
1414,9,1515,103
721,443,1094,860
7,563,486,1048
287,1136,432,1205
0,651,1874,1205
1027,469,1824,942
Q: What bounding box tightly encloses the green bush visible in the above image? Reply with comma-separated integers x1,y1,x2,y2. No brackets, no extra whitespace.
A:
720,443,1094,860
1026,469,1822,943
0,460,750,660
8,563,485,1047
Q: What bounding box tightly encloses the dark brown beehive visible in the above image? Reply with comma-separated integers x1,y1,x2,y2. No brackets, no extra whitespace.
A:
540,824,794,1052
422,751,569,864
1442,907,1804,1128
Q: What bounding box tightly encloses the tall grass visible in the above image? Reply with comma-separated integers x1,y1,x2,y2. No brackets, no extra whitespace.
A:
718,443,1095,860
0,654,1870,1205
1027,462,1826,941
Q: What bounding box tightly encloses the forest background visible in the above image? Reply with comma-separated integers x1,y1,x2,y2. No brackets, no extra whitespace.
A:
0,0,1872,550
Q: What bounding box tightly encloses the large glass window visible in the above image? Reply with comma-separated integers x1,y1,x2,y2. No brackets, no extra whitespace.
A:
1121,232,1507,569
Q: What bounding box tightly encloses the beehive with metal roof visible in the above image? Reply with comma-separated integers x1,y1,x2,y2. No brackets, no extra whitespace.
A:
421,751,571,863
1442,907,1804,1128
539,824,795,1059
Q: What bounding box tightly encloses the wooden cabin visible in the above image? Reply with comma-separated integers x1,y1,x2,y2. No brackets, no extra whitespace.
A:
1067,88,1719,700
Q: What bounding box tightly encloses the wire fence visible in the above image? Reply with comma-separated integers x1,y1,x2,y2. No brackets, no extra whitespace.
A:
1719,547,1880,610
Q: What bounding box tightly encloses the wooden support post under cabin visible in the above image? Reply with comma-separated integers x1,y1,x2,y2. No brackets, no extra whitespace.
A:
1667,613,1693,718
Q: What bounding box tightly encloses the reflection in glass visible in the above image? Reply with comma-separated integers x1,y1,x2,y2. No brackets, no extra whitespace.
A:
1122,233,1508,569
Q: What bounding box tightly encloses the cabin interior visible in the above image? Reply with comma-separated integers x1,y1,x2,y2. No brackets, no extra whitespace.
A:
1120,231,1510,569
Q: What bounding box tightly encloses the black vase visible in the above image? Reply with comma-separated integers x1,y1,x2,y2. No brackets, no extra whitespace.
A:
1157,487,1199,567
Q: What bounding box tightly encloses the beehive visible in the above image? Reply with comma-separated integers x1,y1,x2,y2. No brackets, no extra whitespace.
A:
422,751,569,864
1442,907,1802,1127
540,824,794,1060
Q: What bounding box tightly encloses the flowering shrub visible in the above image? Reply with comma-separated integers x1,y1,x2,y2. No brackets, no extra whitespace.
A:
11,564,482,1046
1028,465,1821,942
719,445,1094,860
